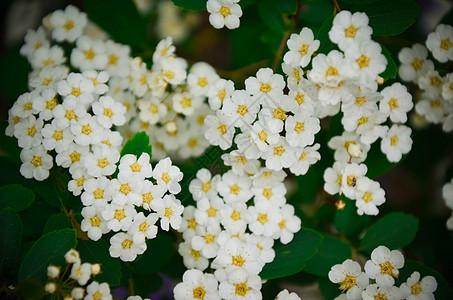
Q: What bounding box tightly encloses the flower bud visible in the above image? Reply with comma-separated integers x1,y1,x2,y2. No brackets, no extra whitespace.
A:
347,143,361,158
45,282,57,294
71,287,85,300
91,263,101,275
47,265,61,278
64,249,80,264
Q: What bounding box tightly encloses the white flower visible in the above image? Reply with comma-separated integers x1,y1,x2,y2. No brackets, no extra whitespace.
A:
29,66,69,92
102,203,136,232
154,56,187,86
262,137,297,171
64,248,80,264
272,204,301,244
284,27,320,68
84,145,120,177
381,124,412,163
442,178,453,210
245,67,285,101
252,168,287,188
212,237,264,275
11,92,39,119
329,10,373,51
30,45,66,69
249,120,280,153
247,201,282,238
157,194,184,231
109,172,143,206
71,287,85,300
41,118,73,153
285,79,316,114
178,240,209,271
355,177,386,216
275,289,301,300
204,111,235,150
68,167,91,196
14,115,43,149
246,234,275,264
85,281,112,300
57,72,94,107
362,284,402,300
207,0,242,30
70,36,108,71
418,70,443,97
191,225,221,258
222,89,260,129
48,5,87,43
173,269,220,300
398,44,434,83
221,150,260,176
218,268,262,300
341,163,368,199
415,96,451,124
289,143,321,176
153,157,183,194
118,153,152,180
55,142,89,172
220,201,249,235
137,94,168,124
32,88,60,121
364,245,405,286
19,145,53,181
52,99,87,129
92,95,126,128
20,27,50,59
328,132,370,163
82,70,109,95
285,111,320,148
380,82,413,123
194,196,225,229
208,78,235,110
324,162,347,196
187,62,220,97
441,73,453,100
189,168,221,201
400,271,437,300
328,259,369,300
426,23,453,63
252,182,287,208
81,205,109,241
70,261,91,285
104,40,131,78
217,171,253,204
109,232,146,262
128,212,158,244
173,92,204,116
282,63,303,87
140,180,165,212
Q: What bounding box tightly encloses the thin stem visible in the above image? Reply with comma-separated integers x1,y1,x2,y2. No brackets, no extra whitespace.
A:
294,0,302,29
333,0,341,14
272,31,291,72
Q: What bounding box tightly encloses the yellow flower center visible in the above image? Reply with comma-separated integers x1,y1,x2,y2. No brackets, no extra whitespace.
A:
230,184,240,195
411,282,422,295
292,69,301,81
299,44,309,56
294,122,305,133
162,70,175,80
164,207,174,217
93,291,103,300
76,177,85,187
356,55,370,69
46,97,58,110
234,283,248,296
71,87,82,97
108,54,118,65
31,156,42,167
357,116,369,126
191,249,200,259
44,58,54,66
362,192,372,203
84,49,96,60
231,211,241,221
202,181,211,192
232,255,245,267
295,93,305,105
65,110,76,121
204,234,215,243
23,102,32,111
355,96,367,105
299,152,307,160
120,183,131,195
218,124,227,134
374,294,388,300
70,151,80,163
326,66,339,77
103,108,113,118
389,98,399,109
219,6,231,17
161,173,171,183
197,77,208,87
188,218,197,229
149,104,159,114
237,105,248,116
81,124,92,135
262,188,272,199
90,216,101,227
94,188,104,199
430,99,441,108
114,209,125,220
431,76,442,86
53,130,63,141
121,239,133,249
274,145,285,156
273,108,287,120
63,20,74,31
260,83,272,93
258,130,267,142
441,38,452,50
279,219,286,229
339,275,356,291
412,59,423,71
218,89,226,101
390,135,398,146
27,126,36,137
347,175,357,187
181,97,192,108
193,286,206,299
207,207,217,217
97,158,109,168
257,213,268,224
344,25,358,38
380,261,395,276
139,221,149,232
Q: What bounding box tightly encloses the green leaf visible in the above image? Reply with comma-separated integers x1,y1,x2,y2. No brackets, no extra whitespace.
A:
171,0,206,11
260,228,322,280
18,229,77,283
43,213,71,234
316,14,335,55
300,0,334,26
0,46,31,103
239,0,257,9
132,234,176,275
133,272,163,297
334,197,371,237
120,131,152,159
257,1,286,34
273,0,298,14
318,276,341,300
352,0,420,36
78,239,122,287
304,234,352,276
16,279,44,300
32,169,70,209
0,184,35,212
230,22,270,68
20,203,58,237
359,212,418,253
396,260,453,299
379,44,397,79
84,0,148,50
0,208,22,271
260,31,283,55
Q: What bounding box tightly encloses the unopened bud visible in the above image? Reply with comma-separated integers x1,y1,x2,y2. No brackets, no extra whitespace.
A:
91,263,101,276
165,121,177,133
335,199,346,210
71,287,85,300
64,249,80,264
47,265,60,278
376,76,384,85
347,143,361,158
45,282,56,294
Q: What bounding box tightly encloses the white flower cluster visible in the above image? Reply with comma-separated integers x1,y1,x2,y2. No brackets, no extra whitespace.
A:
320,11,416,216
398,23,453,132
329,245,437,300
207,0,242,30
173,165,302,299
442,178,453,230
45,248,112,300
125,36,220,161
80,154,184,262
204,30,323,175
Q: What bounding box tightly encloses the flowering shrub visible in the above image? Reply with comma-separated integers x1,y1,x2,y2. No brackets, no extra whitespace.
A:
0,0,452,299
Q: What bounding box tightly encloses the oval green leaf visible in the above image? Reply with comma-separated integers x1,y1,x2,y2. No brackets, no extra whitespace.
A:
120,131,152,159
260,228,322,280
0,208,23,271
359,212,418,253
0,184,35,212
